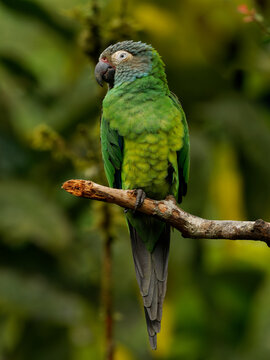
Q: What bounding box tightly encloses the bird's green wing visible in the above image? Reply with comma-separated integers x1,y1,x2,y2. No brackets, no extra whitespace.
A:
100,115,123,189
169,92,190,203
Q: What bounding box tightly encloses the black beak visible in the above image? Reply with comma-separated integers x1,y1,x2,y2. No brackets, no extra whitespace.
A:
95,61,115,88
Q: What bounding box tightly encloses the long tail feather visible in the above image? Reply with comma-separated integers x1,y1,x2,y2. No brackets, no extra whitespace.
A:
128,221,170,350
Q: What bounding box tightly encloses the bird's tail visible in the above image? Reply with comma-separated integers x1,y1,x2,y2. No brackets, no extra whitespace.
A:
128,220,170,350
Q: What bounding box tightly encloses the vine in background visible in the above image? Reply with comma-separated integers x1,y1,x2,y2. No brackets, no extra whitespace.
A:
78,2,135,359
80,0,102,62
80,4,115,359
99,203,114,360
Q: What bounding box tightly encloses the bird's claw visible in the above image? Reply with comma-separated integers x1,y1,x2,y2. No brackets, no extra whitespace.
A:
134,189,146,212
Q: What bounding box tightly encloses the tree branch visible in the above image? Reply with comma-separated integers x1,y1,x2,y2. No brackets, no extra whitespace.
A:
62,179,270,247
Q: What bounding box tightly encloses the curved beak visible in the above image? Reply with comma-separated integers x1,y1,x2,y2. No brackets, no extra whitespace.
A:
95,61,115,88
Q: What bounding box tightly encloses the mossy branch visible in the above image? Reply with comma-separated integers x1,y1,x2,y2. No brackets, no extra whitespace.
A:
62,179,270,247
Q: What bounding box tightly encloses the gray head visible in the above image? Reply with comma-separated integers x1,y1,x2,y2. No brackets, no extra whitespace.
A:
95,40,154,88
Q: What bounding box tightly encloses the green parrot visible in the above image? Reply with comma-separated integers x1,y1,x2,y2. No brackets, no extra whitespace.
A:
95,40,189,350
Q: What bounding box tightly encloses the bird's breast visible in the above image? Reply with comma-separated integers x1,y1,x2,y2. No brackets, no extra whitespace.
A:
121,132,173,199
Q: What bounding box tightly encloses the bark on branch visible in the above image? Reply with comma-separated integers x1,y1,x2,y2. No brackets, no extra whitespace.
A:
62,179,270,247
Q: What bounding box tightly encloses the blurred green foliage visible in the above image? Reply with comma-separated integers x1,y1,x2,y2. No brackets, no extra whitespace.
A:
1,0,270,359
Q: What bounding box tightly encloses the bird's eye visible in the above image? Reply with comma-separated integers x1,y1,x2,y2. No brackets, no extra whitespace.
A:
116,51,129,61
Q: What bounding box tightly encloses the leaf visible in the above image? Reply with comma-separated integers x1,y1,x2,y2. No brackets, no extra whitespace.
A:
262,35,270,44
134,4,178,37
209,142,245,220
0,0,75,40
0,181,72,252
0,268,89,325
0,53,39,91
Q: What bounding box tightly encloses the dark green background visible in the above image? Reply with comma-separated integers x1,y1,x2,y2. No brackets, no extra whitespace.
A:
1,0,270,359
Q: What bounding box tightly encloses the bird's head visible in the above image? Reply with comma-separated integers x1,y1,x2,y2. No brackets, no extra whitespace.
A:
95,40,157,89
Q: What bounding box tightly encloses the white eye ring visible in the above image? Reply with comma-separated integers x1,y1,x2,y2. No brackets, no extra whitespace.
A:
112,50,132,63
117,52,127,60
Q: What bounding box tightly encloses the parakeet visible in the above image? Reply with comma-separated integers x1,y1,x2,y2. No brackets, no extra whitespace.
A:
95,40,190,350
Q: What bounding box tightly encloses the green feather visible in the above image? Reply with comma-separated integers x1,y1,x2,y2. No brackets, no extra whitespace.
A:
100,116,123,188
169,92,190,202
125,211,165,252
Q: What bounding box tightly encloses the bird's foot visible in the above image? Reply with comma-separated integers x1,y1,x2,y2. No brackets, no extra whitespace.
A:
124,208,129,214
134,189,146,212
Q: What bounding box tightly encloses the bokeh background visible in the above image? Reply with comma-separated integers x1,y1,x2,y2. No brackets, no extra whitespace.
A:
1,0,270,359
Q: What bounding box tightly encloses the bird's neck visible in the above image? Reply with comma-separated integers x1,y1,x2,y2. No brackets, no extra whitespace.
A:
148,50,168,88
109,74,169,97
